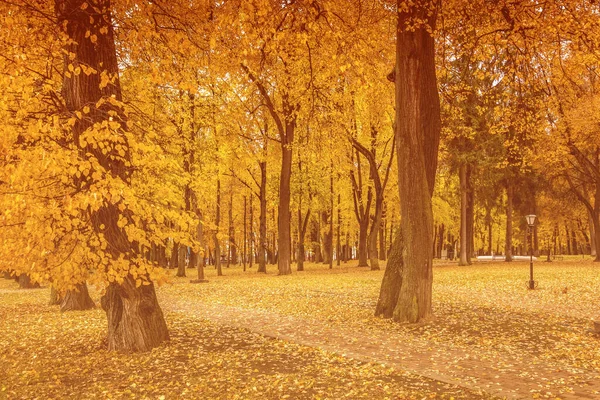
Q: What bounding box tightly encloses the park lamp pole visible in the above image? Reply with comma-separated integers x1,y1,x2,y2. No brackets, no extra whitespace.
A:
526,214,537,290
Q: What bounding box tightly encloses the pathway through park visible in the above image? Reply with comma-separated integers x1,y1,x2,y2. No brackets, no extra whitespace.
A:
165,297,600,400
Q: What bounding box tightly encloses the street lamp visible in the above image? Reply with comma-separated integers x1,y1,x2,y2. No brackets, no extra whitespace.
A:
526,214,537,290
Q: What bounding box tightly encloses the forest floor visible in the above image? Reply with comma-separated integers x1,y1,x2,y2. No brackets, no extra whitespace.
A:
1,258,599,399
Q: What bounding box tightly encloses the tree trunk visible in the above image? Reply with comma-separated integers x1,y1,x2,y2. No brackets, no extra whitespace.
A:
505,183,513,262
459,164,470,265
49,286,63,305
379,215,387,261
215,179,222,276
101,277,169,352
176,245,186,277
55,0,169,352
258,162,267,273
249,195,254,268
191,209,208,283
375,233,404,318
466,165,474,263
591,212,600,260
18,274,40,289
565,224,572,255
486,205,493,255
277,136,293,275
170,242,179,269
228,194,236,266
358,219,369,267
375,1,440,323
337,193,342,266
61,283,95,311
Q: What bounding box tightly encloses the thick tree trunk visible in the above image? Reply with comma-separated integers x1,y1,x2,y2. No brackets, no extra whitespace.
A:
505,183,513,262
61,283,95,311
55,0,168,351
375,1,440,323
101,277,169,352
375,233,404,318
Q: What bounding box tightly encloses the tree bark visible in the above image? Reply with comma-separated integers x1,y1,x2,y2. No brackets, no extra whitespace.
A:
18,274,40,289
375,1,440,323
49,286,63,305
257,162,267,273
55,0,169,351
176,245,186,277
278,140,293,275
101,277,169,352
459,164,469,265
505,183,514,262
591,213,599,258
61,283,95,312
215,179,222,276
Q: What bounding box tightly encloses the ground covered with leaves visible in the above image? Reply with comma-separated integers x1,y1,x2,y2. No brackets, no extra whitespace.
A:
1,259,599,399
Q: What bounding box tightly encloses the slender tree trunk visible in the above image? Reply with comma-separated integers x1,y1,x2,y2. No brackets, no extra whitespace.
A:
438,223,445,258
486,205,493,255
459,164,469,265
379,217,387,261
228,193,235,267
278,136,293,275
466,165,474,263
358,219,369,267
258,162,267,273
376,1,440,323
505,183,513,262
191,208,207,283
215,179,222,276
61,283,95,311
337,193,341,266
176,245,186,277
243,196,247,271
591,213,599,259
249,195,254,268
566,224,572,255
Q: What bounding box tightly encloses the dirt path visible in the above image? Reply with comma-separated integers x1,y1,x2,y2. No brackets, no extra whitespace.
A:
165,298,600,400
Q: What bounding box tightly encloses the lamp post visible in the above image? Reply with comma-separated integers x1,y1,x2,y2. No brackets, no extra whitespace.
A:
526,214,537,289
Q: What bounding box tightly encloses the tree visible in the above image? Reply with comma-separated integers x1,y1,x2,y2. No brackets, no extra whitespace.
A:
55,0,168,351
376,0,441,322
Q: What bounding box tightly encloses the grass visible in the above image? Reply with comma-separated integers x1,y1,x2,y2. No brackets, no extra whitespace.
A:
1,258,599,399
